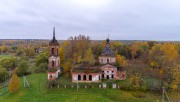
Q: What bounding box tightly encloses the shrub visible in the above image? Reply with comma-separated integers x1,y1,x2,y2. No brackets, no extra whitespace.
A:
145,78,162,91
15,60,29,76
0,66,9,82
34,63,48,73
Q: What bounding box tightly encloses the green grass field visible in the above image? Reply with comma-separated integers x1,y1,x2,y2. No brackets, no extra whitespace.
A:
0,54,14,61
0,73,179,102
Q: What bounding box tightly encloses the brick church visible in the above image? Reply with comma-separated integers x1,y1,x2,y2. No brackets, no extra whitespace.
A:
47,28,126,82
71,38,126,82
48,27,61,80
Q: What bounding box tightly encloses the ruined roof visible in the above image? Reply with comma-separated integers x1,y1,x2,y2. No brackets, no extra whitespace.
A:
71,67,101,73
101,64,117,69
101,38,115,56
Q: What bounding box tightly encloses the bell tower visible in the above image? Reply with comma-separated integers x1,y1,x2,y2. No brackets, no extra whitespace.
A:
48,27,61,80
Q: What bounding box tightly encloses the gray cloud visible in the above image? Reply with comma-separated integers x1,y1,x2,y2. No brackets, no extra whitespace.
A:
0,0,180,40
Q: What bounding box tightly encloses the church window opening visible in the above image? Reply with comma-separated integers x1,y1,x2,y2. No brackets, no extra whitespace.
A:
89,75,92,81
78,75,81,80
52,48,54,55
52,60,55,67
83,75,86,80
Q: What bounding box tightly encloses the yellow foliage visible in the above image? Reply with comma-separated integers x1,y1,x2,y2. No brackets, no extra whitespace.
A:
161,43,179,61
150,61,158,68
8,74,20,93
171,84,178,91
116,55,127,68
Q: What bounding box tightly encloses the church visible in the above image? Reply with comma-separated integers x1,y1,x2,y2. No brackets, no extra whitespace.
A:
71,38,126,82
47,28,126,82
47,27,61,80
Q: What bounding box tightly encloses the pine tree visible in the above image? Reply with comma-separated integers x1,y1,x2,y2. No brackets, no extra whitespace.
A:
9,74,20,93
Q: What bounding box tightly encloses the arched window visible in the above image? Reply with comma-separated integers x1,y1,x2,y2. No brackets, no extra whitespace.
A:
52,48,54,55
112,74,114,78
89,75,92,81
107,75,109,79
78,75,81,80
99,75,100,80
52,60,54,67
102,74,104,79
83,75,86,80
107,59,109,63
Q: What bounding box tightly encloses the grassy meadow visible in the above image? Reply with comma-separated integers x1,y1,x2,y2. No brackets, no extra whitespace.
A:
1,73,179,102
0,54,14,61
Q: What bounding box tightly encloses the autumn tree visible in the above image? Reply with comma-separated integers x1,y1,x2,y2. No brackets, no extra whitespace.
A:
9,74,20,93
169,65,180,91
130,42,140,59
59,46,65,65
116,55,127,68
25,46,35,57
16,46,24,55
0,59,13,70
84,48,95,66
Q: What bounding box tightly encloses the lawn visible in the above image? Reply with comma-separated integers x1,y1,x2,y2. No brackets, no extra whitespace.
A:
0,54,15,61
0,73,179,102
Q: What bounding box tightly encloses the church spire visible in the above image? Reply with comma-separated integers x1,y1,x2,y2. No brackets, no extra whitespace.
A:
106,34,110,44
53,27,55,40
49,27,59,45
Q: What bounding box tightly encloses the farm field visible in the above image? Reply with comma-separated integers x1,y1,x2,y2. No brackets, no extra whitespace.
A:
0,73,179,102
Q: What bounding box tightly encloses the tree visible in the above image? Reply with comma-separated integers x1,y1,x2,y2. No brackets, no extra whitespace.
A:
59,46,65,65
34,63,48,73
169,65,180,91
8,74,20,93
0,45,8,53
0,59,13,70
116,55,127,68
130,43,139,59
27,47,35,57
16,46,23,55
16,60,29,76
84,48,95,65
63,60,72,73
0,66,9,82
35,50,48,66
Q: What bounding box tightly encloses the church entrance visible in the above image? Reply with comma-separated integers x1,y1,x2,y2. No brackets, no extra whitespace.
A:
83,75,86,80
107,59,109,63
78,75,81,80
107,75,109,79
112,74,114,79
89,75,92,81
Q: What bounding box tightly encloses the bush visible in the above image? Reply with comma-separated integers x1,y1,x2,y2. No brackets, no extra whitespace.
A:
8,74,20,93
34,63,48,73
15,60,29,76
0,66,9,82
48,80,57,88
145,78,162,91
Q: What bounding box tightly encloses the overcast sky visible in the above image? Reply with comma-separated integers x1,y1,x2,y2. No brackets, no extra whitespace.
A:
0,0,180,40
